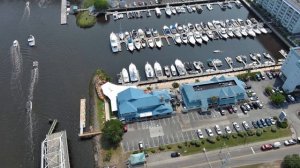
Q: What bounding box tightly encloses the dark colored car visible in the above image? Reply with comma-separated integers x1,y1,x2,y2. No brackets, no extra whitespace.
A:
249,103,254,109
260,73,265,80
219,109,225,116
252,121,258,129
256,74,261,81
257,120,263,128
260,119,267,127
261,144,273,151
266,72,273,79
227,107,233,114
265,118,272,126
245,84,252,89
123,124,128,132
252,102,258,109
171,152,181,158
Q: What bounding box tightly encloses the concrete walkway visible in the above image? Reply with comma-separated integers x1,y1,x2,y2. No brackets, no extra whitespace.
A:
104,98,111,121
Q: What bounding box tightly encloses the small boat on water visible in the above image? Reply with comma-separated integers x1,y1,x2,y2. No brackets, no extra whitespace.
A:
259,25,268,34
154,61,163,78
201,33,209,42
181,33,188,44
206,3,213,10
219,28,229,39
171,6,176,14
141,39,146,48
208,59,222,67
110,32,119,53
233,29,242,38
207,22,215,30
33,61,38,68
193,61,202,70
253,26,261,34
196,4,203,13
187,23,195,31
13,40,18,47
236,55,243,62
145,62,155,79
163,25,171,35
170,64,177,76
117,73,123,84
148,38,155,48
246,28,256,37
146,10,151,17
138,29,145,39
26,101,32,113
206,30,214,39
154,37,162,48
170,24,177,34
263,53,272,59
28,35,35,47
122,68,130,83
155,7,161,17
187,32,196,45
129,63,139,82
174,33,182,44
182,24,189,32
134,39,141,50
235,0,242,8
226,28,234,38
127,38,134,51
194,31,203,44
213,50,222,53
164,66,171,77
175,59,186,76
225,57,233,64
240,27,248,36
195,23,202,31
242,55,247,62
165,4,172,16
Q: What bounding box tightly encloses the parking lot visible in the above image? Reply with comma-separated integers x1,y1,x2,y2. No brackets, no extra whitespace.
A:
121,73,300,152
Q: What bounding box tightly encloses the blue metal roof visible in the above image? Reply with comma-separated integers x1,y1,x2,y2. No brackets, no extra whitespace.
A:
129,152,146,165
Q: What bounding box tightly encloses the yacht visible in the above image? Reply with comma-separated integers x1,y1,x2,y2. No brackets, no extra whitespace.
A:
206,30,214,39
145,62,155,79
233,29,242,38
28,35,35,47
33,61,39,68
226,28,234,38
134,39,141,50
154,37,162,48
170,64,177,76
194,31,203,44
171,6,176,14
26,101,32,113
246,28,256,37
181,33,188,44
187,32,196,45
155,7,161,17
164,66,171,77
175,59,186,76
165,4,172,16
201,32,209,42
127,38,134,51
206,3,213,10
196,4,203,13
110,32,119,53
148,38,155,48
154,61,163,77
195,23,202,31
174,33,182,44
122,68,130,83
193,61,202,70
13,40,18,47
219,28,229,39
163,25,171,35
129,63,139,82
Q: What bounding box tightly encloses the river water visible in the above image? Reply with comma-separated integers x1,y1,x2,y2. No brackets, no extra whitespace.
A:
0,1,288,168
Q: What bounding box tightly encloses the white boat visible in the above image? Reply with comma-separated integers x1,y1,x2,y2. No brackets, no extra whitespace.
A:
253,26,261,34
154,61,163,77
26,101,32,112
201,33,209,42
148,38,155,48
236,55,243,62
207,22,215,30
110,32,119,53
213,50,222,53
28,35,35,47
195,24,202,31
247,28,256,37
219,28,229,39
122,68,130,83
240,27,248,36
163,25,171,35
194,31,203,44
129,63,139,82
196,4,203,13
263,53,272,59
174,33,182,44
127,38,134,51
206,30,214,39
170,64,177,76
171,6,176,14
226,28,234,37
207,3,213,10
145,62,155,79
13,40,18,47
259,25,268,34
119,32,125,40
175,59,186,76
233,29,242,38
193,61,202,70
181,33,188,44
134,39,141,50
154,37,162,48
138,29,145,39
235,0,242,8
164,66,171,77
165,4,172,16
155,7,161,17
187,32,196,45
26,1,30,6
33,61,38,68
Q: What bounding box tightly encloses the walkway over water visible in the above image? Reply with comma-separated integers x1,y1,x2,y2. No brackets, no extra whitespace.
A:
61,0,67,25
41,131,70,168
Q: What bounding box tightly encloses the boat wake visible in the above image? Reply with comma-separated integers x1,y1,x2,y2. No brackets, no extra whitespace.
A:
10,41,24,99
21,1,30,22
38,0,52,8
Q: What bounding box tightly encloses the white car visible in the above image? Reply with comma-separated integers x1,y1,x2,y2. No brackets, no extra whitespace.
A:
206,128,214,137
288,95,295,102
225,126,232,134
138,141,144,150
196,129,204,139
215,125,222,135
242,121,250,130
233,122,241,132
269,117,276,125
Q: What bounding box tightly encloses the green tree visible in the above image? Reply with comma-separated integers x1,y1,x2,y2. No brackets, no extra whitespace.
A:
102,119,124,145
265,86,273,95
94,0,109,10
270,93,285,105
282,154,300,168
172,82,180,89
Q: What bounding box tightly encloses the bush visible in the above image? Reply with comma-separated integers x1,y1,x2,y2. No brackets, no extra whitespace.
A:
207,137,216,144
190,140,197,146
265,86,273,96
216,136,221,141
238,132,244,138
177,144,183,149
278,119,288,128
76,11,96,28
232,134,237,139
172,82,180,88
132,151,139,154
222,134,230,139
195,141,201,147
201,141,205,144
256,129,263,136
151,149,156,153
270,93,285,105
167,145,172,149
273,116,278,121
271,126,277,132
247,129,255,136
94,0,109,10
263,128,267,132
159,145,165,151
103,151,112,162
184,141,188,146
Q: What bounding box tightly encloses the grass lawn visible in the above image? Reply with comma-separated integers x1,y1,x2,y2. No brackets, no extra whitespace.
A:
96,96,105,130
82,0,95,8
76,11,96,28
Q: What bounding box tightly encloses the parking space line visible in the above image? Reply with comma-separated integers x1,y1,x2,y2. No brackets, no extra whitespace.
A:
163,118,167,125
195,112,201,120
152,138,156,147
181,132,185,142
250,147,255,154
185,131,191,141
190,131,196,140
176,132,181,142
171,134,175,143
131,141,136,151
190,112,196,121
126,141,130,152
161,136,165,145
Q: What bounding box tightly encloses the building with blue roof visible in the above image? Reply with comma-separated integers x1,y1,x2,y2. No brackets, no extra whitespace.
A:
117,88,173,122
180,76,247,112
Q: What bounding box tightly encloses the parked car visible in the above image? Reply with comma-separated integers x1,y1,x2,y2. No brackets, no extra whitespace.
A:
123,124,128,132
287,95,295,102
227,107,233,114
242,121,250,130
269,117,276,125
250,96,258,101
248,103,254,109
196,129,204,139
219,108,225,116
244,103,251,111
240,105,248,114
260,73,265,80
261,144,273,151
232,105,238,113
256,100,263,109
171,152,181,158
265,118,272,126
206,128,214,137
138,141,144,150
257,120,263,128
233,122,241,132
266,72,273,79
252,121,258,129
252,102,258,109
245,84,252,89
271,71,278,78
215,125,223,135
256,74,261,81
284,139,297,146
225,126,232,134
273,142,281,149
260,118,267,127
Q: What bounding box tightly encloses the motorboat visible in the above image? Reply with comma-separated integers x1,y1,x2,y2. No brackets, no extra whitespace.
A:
163,25,171,35
263,53,272,59
194,31,203,44
155,7,161,17
13,40,18,47
207,22,215,30
208,59,222,67
146,10,151,17
174,33,182,44
250,18,258,24
201,33,209,42
184,62,193,71
259,25,268,34
170,64,177,76
180,5,186,13
117,73,123,84
176,24,183,33
255,53,262,60
127,38,134,51
240,27,248,36
152,29,159,37
206,30,214,39
119,32,125,40
246,19,252,26
193,61,202,70
246,28,256,37
175,59,186,76
235,0,242,8
233,29,242,38
182,24,189,32
187,23,195,31
110,32,119,53
236,55,243,62
26,101,32,113
237,18,245,26
138,29,145,39
26,1,30,7
212,20,221,29
187,32,196,45
171,6,176,14
226,28,234,38
219,28,229,39
176,7,181,13
225,57,233,64
242,55,247,62
253,26,261,34
227,3,233,9
134,39,141,50
141,39,147,48
148,38,155,48
145,28,152,37
154,37,162,48
195,23,202,31
196,4,203,13
145,62,155,79
165,4,172,16
129,63,139,82
122,68,130,83
154,61,163,78
206,69,215,73
28,35,35,47
213,50,222,53
170,24,177,34
200,22,209,31
33,61,39,68
181,33,188,44
124,31,130,37
186,5,193,13
206,3,213,10
164,66,171,77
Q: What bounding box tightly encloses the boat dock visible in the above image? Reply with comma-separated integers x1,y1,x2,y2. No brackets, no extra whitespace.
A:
80,99,86,135
41,130,70,168
225,57,233,70
47,119,58,135
61,0,67,25
279,49,287,58
119,35,170,50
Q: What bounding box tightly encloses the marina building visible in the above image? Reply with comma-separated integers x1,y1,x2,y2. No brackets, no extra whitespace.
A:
256,0,300,33
180,76,247,112
281,47,300,93
117,88,173,122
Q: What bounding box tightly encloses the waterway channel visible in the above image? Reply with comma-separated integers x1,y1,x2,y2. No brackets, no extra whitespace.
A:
0,1,288,168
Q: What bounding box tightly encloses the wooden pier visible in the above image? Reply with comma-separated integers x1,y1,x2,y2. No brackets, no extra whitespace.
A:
80,99,86,135
225,57,233,70
47,119,58,135
61,0,67,25
79,131,102,138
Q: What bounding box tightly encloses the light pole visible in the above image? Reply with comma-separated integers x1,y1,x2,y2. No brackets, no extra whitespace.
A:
203,148,212,168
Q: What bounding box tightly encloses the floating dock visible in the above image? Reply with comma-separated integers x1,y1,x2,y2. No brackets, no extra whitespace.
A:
61,0,67,25
41,131,70,168
80,99,86,135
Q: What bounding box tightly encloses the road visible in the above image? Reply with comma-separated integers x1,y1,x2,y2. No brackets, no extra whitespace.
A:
147,142,300,168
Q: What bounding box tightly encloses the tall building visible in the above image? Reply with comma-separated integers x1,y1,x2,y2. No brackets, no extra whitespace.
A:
281,47,300,93
256,0,300,33
180,76,247,112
